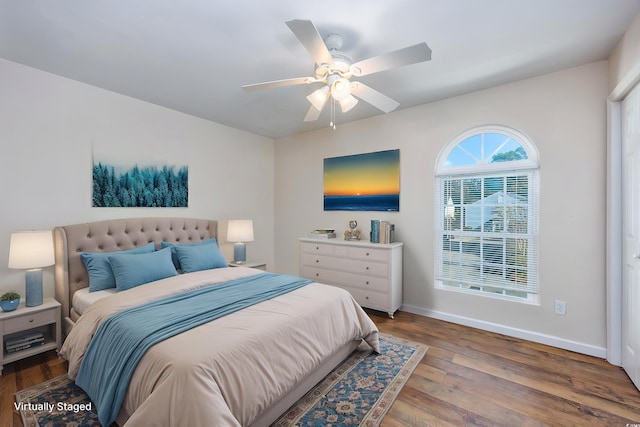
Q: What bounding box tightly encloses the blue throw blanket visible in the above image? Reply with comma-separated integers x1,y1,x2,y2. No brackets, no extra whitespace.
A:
75,272,313,427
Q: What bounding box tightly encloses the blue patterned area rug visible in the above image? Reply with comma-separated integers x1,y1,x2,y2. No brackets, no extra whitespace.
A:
272,333,427,426
15,333,426,427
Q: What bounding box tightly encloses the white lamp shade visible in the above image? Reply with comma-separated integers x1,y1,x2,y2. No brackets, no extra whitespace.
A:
331,78,352,102
227,220,254,243
307,86,330,111
339,95,358,113
8,230,55,269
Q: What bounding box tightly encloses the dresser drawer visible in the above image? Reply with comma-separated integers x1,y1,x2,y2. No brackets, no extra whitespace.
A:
301,266,389,292
301,242,334,256
347,246,388,262
347,287,388,310
3,309,55,334
301,253,388,278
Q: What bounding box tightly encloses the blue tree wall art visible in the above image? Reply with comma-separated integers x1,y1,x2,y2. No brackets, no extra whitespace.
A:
92,162,188,207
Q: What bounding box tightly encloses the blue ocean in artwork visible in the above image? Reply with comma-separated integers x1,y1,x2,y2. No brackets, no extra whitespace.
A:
324,194,399,211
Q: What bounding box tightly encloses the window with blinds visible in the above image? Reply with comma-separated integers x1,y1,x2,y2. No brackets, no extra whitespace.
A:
435,126,540,302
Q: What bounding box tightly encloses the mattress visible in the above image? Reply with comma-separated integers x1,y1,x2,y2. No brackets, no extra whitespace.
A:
72,287,117,316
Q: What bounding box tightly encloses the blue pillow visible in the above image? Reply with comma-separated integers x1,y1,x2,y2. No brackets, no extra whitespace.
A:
108,247,178,292
173,242,228,273
161,238,219,270
81,243,156,292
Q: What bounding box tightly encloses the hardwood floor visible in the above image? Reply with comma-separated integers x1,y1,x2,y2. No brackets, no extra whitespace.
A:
370,310,640,426
2,310,640,426
1,348,67,427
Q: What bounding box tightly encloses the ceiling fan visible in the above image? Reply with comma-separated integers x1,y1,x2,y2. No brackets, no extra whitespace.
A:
242,19,432,127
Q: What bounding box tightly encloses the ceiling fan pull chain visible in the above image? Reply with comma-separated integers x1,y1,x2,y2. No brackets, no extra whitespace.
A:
330,98,336,129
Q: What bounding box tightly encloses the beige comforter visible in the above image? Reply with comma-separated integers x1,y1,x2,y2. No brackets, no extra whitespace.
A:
60,267,379,427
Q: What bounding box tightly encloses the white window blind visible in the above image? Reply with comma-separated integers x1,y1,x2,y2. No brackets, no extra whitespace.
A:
434,126,540,302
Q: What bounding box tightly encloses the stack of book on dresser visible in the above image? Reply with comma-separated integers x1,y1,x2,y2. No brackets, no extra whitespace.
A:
370,220,395,243
308,229,336,239
5,332,44,353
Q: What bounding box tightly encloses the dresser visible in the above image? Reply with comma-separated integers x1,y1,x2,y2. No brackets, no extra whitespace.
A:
299,238,403,318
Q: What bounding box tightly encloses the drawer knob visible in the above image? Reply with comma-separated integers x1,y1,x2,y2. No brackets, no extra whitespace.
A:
315,259,319,263
29,318,34,323
315,273,319,277
366,252,370,256
365,296,369,300
366,281,370,285
365,266,369,270
316,246,319,250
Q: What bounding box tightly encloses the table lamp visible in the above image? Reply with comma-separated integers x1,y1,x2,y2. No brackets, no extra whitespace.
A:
227,220,254,264
8,230,54,307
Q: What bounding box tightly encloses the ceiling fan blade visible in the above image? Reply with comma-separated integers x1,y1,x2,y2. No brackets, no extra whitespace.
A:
286,19,334,67
242,77,312,92
351,82,400,113
304,105,322,122
352,43,432,77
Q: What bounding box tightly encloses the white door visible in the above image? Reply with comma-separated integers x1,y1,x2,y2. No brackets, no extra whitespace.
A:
622,83,640,389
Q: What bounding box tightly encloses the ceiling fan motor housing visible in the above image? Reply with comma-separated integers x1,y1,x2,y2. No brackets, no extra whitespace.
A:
314,33,353,78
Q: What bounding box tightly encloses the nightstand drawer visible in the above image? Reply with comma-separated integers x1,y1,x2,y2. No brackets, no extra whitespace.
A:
3,309,55,334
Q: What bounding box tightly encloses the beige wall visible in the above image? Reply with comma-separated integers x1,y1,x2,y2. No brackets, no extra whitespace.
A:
274,61,608,355
609,11,640,94
0,58,275,298
0,54,610,356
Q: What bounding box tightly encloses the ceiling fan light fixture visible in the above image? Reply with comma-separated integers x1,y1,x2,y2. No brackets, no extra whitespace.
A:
339,95,358,113
331,77,352,102
242,19,432,126
307,86,330,111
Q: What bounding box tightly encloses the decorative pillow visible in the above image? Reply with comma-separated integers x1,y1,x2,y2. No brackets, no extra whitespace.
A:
173,242,228,273
161,238,219,270
108,247,178,292
81,243,156,292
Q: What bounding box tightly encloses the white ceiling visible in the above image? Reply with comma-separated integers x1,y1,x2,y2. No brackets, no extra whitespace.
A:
1,1,638,139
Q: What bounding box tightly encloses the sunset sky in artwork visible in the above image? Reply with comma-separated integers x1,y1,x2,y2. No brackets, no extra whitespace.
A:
324,150,400,197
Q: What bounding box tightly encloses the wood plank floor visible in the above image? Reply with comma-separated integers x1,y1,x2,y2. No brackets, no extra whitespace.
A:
2,310,640,426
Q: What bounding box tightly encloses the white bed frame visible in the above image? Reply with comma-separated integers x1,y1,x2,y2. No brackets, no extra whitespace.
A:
53,217,358,427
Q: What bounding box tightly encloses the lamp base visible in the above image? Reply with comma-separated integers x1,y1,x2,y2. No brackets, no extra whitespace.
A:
233,243,247,264
25,268,43,307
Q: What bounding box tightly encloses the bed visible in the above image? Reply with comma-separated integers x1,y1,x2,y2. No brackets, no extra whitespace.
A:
53,217,379,427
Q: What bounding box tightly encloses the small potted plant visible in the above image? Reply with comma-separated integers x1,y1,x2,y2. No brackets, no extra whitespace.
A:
0,291,21,312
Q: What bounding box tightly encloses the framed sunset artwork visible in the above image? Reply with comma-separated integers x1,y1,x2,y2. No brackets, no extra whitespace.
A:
323,149,400,211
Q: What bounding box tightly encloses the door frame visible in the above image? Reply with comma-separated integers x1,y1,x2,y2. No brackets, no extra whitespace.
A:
607,59,640,365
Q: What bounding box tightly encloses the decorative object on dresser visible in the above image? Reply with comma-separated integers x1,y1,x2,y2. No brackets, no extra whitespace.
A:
0,291,21,312
0,298,61,375
309,229,337,239
300,238,403,318
8,230,55,307
227,219,254,264
344,220,361,240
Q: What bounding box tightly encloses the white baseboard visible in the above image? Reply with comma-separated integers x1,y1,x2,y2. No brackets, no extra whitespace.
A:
400,304,607,359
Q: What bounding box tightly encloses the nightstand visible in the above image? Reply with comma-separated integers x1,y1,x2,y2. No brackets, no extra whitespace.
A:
228,261,267,270
0,298,61,375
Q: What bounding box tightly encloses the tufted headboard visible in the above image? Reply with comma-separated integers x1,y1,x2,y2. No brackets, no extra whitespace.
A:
54,217,218,336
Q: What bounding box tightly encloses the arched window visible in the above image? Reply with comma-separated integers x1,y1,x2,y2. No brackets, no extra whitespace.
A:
435,125,540,302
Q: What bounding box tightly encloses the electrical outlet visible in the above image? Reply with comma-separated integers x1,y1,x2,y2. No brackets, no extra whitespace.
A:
554,300,567,316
